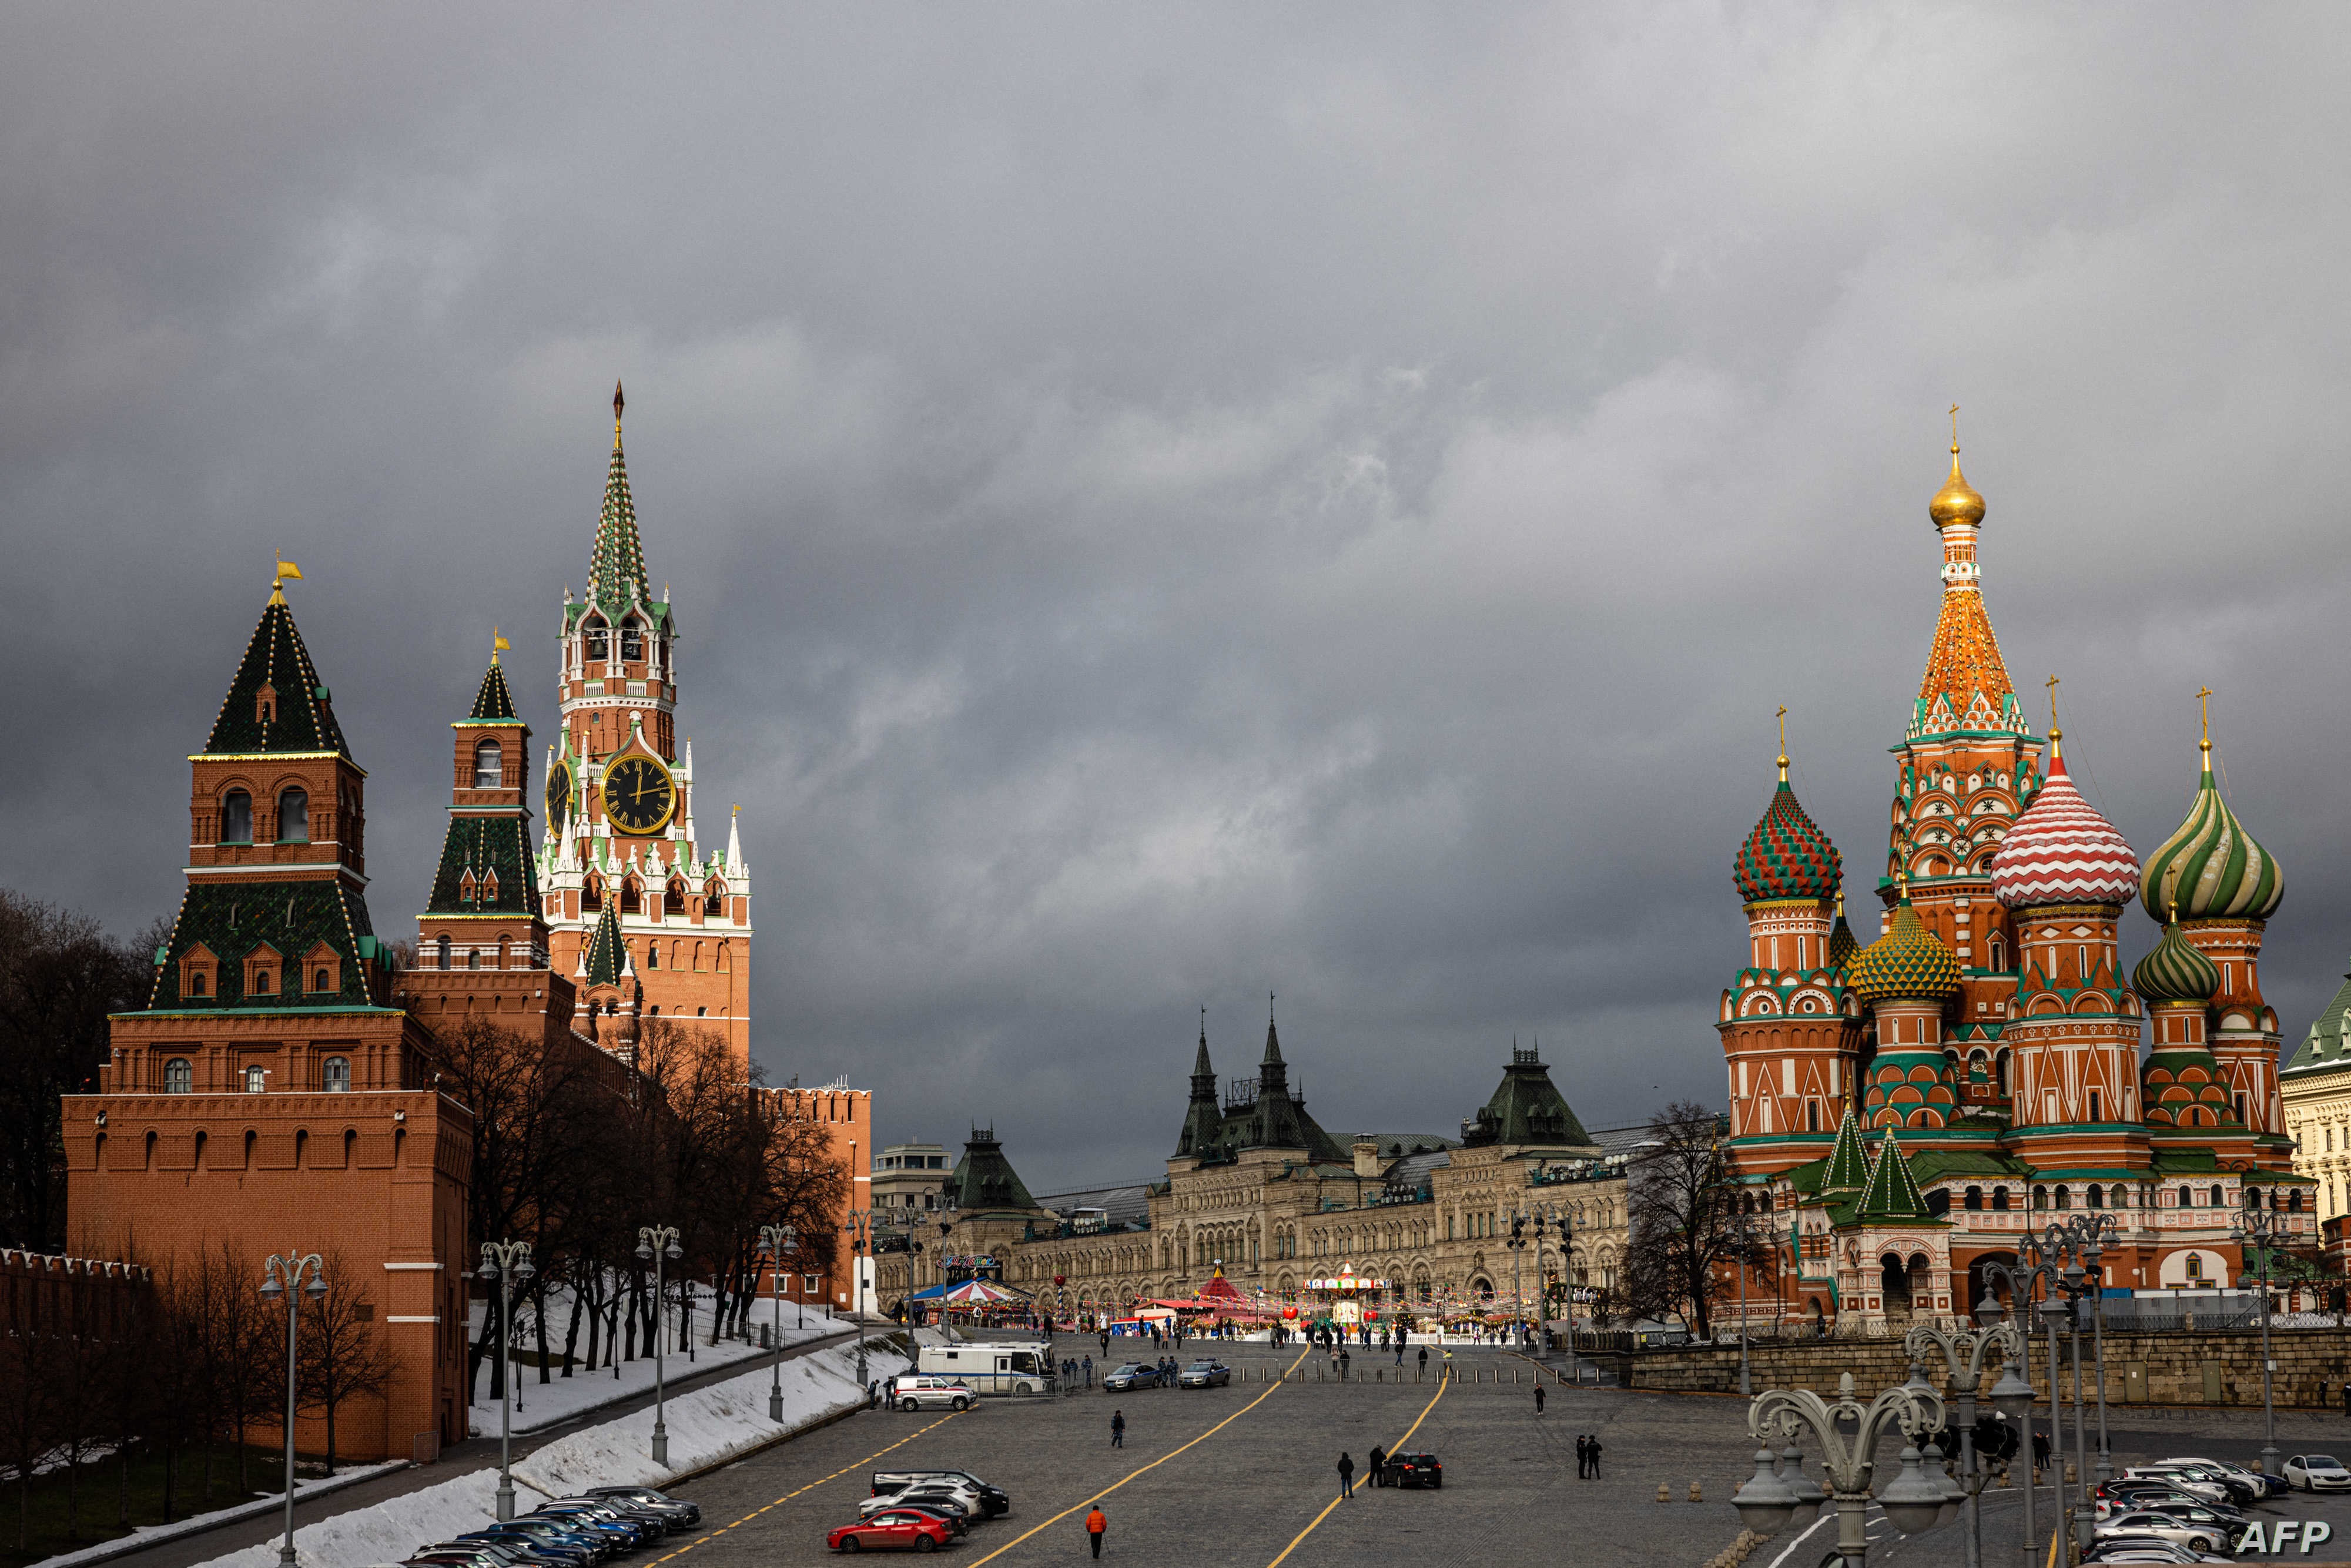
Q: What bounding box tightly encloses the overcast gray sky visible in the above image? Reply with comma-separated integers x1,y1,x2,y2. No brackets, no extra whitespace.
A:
7,5,2350,1191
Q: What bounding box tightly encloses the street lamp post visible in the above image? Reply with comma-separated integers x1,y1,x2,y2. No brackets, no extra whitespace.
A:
1528,1204,1554,1361
2233,1204,2286,1477
1907,1312,2032,1568
845,1208,876,1391
1981,1248,2062,1568
1505,1210,1529,1350
474,1241,536,1520
635,1225,683,1466
259,1250,327,1568
757,1225,797,1422
1733,1371,1949,1568
1730,1209,1755,1398
2056,1213,2120,1483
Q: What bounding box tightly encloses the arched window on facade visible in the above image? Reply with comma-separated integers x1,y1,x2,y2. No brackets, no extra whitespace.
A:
323,1056,350,1091
474,739,502,788
220,789,253,843
276,787,309,842
165,1057,192,1094
622,879,642,913
313,968,329,992
582,875,603,911
621,618,645,661
1964,1185,1983,1211
2087,1183,2104,1209
584,617,609,662
466,949,480,970
2032,1184,2049,1209
665,879,686,915
245,1065,266,1093
2209,1184,2226,1208
188,971,207,997
1994,1050,2009,1093
436,934,451,971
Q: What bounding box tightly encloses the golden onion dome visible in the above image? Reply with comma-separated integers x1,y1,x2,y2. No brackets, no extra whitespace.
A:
1930,443,1985,530
1849,899,1964,1004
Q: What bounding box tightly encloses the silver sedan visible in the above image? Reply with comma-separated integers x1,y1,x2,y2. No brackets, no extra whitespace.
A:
1177,1361,1231,1388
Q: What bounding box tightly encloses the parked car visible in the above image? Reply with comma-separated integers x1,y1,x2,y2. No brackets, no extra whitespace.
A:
888,1374,976,1412
2165,1458,2289,1500
488,1520,615,1563
1381,1452,1442,1489
486,1519,615,1562
2084,1541,2232,1566
828,1509,955,1553
2119,1468,2232,1506
1177,1361,1231,1389
546,1498,677,1539
422,1540,562,1568
2285,1455,2351,1492
872,1472,1008,1519
581,1488,701,1529
858,1491,973,1531
458,1531,592,1568
1102,1363,1159,1391
408,1552,513,1568
2136,1463,2259,1508
2094,1512,2236,1556
2094,1490,2239,1525
533,1506,651,1550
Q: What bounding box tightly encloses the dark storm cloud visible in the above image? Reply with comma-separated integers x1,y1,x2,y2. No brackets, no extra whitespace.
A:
8,5,2351,1190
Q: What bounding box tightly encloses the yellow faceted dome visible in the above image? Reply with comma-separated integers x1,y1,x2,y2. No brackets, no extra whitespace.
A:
1930,445,1985,529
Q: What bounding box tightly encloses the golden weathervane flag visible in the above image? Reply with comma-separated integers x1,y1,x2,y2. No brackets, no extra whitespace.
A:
275,557,302,582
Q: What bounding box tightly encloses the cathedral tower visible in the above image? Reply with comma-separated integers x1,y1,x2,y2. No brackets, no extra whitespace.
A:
1718,749,1861,1165
540,386,753,1066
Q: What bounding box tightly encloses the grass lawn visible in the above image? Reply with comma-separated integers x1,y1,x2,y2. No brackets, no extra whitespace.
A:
2,1442,321,1568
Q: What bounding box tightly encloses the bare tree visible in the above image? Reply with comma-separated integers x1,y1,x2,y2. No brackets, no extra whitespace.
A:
296,1251,396,1476
1622,1102,1737,1340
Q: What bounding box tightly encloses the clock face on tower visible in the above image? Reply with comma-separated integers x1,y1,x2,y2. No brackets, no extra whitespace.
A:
600,755,676,836
546,759,572,825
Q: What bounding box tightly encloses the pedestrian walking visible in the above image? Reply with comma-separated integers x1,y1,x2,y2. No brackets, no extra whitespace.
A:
1337,1452,1355,1500
1535,1383,1545,1415
1110,1409,1125,1449
1368,1445,1386,1489
1086,1507,1107,1559
1101,1330,1110,1359
1084,1354,1094,1387
1416,1345,1428,1377
1575,1435,1589,1477
1587,1435,1603,1479
1339,1348,1351,1381
1394,1334,1405,1366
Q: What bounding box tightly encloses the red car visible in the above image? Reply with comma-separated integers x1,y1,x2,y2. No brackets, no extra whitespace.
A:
828,1509,955,1553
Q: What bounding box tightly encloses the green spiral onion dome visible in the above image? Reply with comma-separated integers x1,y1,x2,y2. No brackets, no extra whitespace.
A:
2131,921,2222,1006
2139,752,2283,923
1733,775,1841,905
1849,899,1963,1004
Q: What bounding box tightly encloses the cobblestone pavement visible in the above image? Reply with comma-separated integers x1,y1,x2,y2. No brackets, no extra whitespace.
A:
641,1346,1769,1568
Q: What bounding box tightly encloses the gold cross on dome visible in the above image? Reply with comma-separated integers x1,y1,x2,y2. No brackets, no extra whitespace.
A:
2045,674,2059,729
1950,404,1960,453
2196,686,2213,745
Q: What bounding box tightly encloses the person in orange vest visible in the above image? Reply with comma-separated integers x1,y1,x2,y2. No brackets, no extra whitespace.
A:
1086,1506,1107,1557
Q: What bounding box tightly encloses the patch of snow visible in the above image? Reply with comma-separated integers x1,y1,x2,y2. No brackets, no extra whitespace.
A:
186,1339,889,1568
470,1306,852,1436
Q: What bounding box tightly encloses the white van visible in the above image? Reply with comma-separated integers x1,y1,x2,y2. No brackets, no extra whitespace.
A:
915,1341,1056,1396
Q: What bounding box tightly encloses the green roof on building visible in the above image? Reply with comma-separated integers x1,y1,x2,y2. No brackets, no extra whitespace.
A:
2285,964,2351,1077
470,659,519,721
582,903,629,987
148,878,377,1010
1851,1129,1934,1224
426,815,540,916
1821,1104,1873,1194
1461,1047,1594,1150
947,1126,1041,1214
202,597,352,759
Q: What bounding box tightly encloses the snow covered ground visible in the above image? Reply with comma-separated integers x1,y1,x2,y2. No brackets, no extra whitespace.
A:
468,1305,853,1436
188,1337,892,1568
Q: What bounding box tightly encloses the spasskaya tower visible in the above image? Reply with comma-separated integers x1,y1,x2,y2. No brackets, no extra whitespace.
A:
538,384,752,1066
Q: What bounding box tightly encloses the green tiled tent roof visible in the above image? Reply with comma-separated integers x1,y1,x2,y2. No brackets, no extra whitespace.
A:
426,816,540,914
582,903,629,987
587,425,652,617
947,1127,1041,1214
469,660,519,721
1821,1104,1873,1194
2285,965,2351,1077
1852,1129,1933,1223
149,879,377,1010
1827,899,1860,972
202,598,352,758
1462,1048,1593,1149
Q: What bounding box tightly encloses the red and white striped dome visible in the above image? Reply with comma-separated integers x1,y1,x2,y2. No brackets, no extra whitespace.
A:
1990,749,2139,909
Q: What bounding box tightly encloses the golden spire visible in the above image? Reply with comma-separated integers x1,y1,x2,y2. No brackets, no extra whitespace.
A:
2045,673,2062,755
1929,408,1986,529
1776,705,1789,783
2196,686,2213,769
612,380,625,450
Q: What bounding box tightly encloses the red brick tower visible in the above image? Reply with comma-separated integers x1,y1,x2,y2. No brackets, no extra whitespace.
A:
540,386,752,1067
1719,741,1864,1168
65,571,473,1460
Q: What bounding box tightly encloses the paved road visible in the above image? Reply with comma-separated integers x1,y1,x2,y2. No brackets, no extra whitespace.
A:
101,1327,862,1568
628,1346,1760,1568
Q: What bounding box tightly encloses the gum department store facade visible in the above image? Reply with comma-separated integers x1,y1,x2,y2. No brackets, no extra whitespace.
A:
875,1018,1640,1325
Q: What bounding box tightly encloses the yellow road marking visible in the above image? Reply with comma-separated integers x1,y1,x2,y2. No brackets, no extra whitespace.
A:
647,1409,964,1562
964,1350,1311,1567
1264,1365,1449,1568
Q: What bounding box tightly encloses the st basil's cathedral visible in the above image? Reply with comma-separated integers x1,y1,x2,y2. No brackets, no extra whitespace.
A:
1719,433,2315,1327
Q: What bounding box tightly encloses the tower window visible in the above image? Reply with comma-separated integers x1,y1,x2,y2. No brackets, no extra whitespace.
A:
621,880,642,913
164,1058,192,1094
621,618,645,661
2089,1090,2102,1123
189,971,206,996
220,790,253,844
584,618,609,661
276,787,310,843
1964,1185,1982,1211
252,969,272,994
1991,1186,2010,1211
313,969,329,992
245,1065,267,1093
467,949,480,970
436,934,451,971
323,1056,350,1091
474,739,503,789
